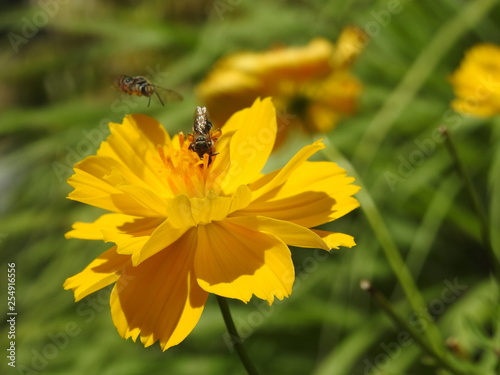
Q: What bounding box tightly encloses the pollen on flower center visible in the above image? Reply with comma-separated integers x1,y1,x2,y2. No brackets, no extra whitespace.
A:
157,132,219,198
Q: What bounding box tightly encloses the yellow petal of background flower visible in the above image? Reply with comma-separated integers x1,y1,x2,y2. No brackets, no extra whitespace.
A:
196,33,365,145
217,98,277,194
63,246,130,301
331,26,368,69
305,102,340,133
195,221,293,304
110,230,208,351
303,71,362,132
449,43,500,117
226,215,330,250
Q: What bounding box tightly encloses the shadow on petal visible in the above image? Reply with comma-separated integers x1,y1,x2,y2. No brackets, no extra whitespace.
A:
110,229,208,350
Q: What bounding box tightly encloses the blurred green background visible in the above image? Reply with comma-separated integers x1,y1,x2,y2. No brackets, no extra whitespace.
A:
1,0,500,374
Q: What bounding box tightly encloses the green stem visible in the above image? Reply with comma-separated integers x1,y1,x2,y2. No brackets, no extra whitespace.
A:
441,127,500,284
360,280,471,375
216,296,261,375
321,139,445,355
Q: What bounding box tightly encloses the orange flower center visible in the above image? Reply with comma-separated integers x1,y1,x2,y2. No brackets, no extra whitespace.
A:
157,133,221,198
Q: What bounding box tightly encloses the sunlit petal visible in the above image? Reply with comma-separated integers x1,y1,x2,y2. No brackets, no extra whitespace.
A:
311,229,356,249
216,98,277,194
99,114,172,193
68,156,167,217
194,221,293,304
242,160,360,227
63,246,130,301
226,215,330,250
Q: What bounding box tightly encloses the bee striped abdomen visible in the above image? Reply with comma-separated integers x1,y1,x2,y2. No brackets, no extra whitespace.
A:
115,75,183,107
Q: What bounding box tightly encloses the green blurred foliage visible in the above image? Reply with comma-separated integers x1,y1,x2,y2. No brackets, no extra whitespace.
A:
1,0,499,374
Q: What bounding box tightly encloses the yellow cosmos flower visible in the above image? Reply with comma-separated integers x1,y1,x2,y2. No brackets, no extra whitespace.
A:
196,27,367,147
449,43,500,117
63,98,360,351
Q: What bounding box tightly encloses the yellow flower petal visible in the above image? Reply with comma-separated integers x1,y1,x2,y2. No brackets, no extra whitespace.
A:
132,219,190,266
66,213,162,257
195,70,265,128
449,43,500,117
65,213,141,240
132,186,253,265
110,230,208,351
99,114,173,193
249,140,326,200
196,33,365,144
194,221,293,304
63,246,130,301
243,160,360,228
217,98,277,194
116,185,168,216
226,215,330,250
331,26,369,68
311,229,356,249
165,185,252,228
68,156,166,217
305,103,340,133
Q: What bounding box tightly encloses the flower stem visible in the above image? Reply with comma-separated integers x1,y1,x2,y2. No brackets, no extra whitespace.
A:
216,296,260,375
360,280,471,375
441,126,500,284
320,139,445,355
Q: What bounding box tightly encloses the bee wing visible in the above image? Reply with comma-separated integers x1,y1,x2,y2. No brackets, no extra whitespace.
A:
153,86,183,104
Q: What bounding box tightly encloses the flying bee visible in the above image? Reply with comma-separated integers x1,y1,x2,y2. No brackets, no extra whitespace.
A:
115,75,183,107
188,106,221,161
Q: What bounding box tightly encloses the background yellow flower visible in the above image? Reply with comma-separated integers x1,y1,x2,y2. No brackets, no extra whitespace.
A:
63,98,359,351
449,43,500,116
196,27,368,147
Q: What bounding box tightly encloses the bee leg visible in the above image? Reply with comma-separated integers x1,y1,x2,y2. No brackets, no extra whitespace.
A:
155,91,165,107
148,95,152,108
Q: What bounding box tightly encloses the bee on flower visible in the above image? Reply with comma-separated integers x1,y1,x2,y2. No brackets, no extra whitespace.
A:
188,106,221,161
